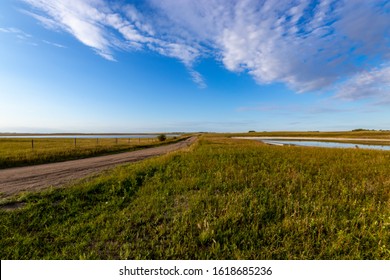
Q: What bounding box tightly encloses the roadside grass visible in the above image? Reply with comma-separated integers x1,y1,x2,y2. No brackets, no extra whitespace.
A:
0,136,183,169
1,136,389,259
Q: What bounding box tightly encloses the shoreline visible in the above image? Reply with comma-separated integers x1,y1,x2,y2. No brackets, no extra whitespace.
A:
233,136,390,142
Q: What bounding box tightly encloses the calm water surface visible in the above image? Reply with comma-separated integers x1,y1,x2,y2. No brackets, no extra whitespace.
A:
0,134,180,139
261,140,390,151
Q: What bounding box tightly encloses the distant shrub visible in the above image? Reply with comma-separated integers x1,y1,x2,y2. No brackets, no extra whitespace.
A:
157,134,167,142
248,130,256,133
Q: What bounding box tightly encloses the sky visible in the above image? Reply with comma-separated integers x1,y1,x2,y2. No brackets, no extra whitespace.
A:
0,0,389,133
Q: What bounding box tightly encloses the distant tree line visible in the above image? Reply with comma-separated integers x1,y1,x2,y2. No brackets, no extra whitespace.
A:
352,129,389,132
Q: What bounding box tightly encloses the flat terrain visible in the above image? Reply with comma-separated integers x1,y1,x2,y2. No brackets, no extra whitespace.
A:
1,135,389,260
0,137,196,198
0,136,182,169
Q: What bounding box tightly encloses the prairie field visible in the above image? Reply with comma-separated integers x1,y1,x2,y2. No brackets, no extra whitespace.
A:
0,136,179,169
1,135,389,259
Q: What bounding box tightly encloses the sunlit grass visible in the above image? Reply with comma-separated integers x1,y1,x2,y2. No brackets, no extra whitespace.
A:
1,136,389,259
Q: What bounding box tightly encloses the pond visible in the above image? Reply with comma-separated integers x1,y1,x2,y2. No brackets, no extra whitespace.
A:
261,140,390,151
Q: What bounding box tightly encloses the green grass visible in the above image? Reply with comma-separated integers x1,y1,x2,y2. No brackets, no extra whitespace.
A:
0,136,183,169
1,136,389,259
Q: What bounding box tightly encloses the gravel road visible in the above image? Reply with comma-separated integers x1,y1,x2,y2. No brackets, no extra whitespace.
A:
0,137,196,198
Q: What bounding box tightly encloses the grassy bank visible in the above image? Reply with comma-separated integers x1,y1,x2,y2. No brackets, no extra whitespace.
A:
1,136,389,259
0,136,184,169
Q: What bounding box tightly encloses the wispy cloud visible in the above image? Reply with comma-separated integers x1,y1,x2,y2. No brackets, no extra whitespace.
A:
237,105,293,113
188,69,206,89
19,0,390,93
335,64,390,101
151,0,389,93
21,0,118,61
0,27,32,40
0,26,39,46
167,120,258,131
237,103,362,115
19,0,206,85
42,40,66,48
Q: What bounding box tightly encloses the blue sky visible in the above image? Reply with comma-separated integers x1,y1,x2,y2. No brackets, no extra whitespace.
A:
1,0,390,133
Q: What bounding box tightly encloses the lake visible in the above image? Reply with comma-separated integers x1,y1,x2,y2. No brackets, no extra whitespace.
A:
261,140,390,151
0,134,181,139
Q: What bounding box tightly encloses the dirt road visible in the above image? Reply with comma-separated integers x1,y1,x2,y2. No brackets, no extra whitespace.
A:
0,137,196,198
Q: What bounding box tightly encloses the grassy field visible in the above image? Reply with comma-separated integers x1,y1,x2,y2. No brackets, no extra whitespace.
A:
0,136,182,169
1,136,389,259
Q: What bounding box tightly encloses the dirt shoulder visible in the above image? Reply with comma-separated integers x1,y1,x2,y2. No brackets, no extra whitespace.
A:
0,137,196,198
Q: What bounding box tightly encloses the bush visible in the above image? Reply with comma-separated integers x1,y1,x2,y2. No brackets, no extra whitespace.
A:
157,134,167,142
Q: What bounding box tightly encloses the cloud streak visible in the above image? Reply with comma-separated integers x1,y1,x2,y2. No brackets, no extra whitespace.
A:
42,40,66,48
335,64,390,101
20,0,390,94
0,26,32,40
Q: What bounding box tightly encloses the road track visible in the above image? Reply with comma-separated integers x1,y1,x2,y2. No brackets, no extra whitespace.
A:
0,137,196,198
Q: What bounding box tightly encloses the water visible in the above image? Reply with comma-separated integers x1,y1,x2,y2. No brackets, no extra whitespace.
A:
261,140,390,151
0,134,181,139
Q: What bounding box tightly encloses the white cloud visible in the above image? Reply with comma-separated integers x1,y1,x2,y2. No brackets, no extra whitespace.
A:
20,0,206,86
20,0,390,93
21,0,117,60
188,69,206,89
334,0,390,55
148,0,389,94
335,65,390,101
0,26,32,40
21,10,63,31
42,40,66,48
147,0,347,91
